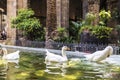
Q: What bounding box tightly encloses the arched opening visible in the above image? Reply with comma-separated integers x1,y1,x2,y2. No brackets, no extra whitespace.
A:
100,0,107,10
69,0,82,22
0,0,7,40
29,0,47,27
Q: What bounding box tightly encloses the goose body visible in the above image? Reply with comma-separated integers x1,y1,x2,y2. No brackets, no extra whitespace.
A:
101,55,120,65
84,46,113,62
45,46,69,63
2,48,20,60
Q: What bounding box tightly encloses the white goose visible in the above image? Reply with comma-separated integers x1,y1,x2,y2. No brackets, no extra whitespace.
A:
45,46,69,63
84,46,113,62
1,48,20,60
0,48,20,70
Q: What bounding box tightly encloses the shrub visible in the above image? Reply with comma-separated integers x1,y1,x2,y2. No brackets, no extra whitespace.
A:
11,8,45,41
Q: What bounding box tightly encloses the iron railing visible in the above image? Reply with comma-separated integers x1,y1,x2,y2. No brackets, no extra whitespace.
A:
15,40,120,54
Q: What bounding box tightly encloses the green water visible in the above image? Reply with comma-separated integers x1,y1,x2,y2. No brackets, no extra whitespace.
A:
0,52,120,80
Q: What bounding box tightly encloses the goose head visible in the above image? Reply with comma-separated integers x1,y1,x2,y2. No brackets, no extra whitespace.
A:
0,48,7,57
1,48,8,55
104,46,113,57
61,46,70,58
0,48,7,60
62,46,70,51
0,48,2,56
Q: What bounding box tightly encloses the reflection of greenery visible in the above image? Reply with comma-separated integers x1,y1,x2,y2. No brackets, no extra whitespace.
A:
4,52,120,80
7,53,46,80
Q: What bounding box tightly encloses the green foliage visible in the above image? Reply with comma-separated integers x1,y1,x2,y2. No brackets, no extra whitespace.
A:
11,9,40,31
78,10,113,42
112,8,120,23
57,27,66,34
99,10,111,26
85,12,96,25
69,21,83,42
69,12,96,43
53,27,71,43
92,26,113,39
116,25,120,31
79,25,92,33
11,8,45,41
80,25,113,39
115,25,120,42
99,10,111,21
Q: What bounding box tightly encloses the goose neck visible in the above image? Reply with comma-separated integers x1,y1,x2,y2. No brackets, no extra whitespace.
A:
2,49,7,57
62,50,67,58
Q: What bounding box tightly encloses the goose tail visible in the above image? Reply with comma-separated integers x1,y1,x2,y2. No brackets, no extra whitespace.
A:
16,50,20,53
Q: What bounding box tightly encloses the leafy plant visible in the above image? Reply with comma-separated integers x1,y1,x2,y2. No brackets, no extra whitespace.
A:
92,26,113,39
77,10,113,44
11,8,45,41
115,25,120,42
99,10,111,26
85,12,96,25
69,21,83,42
79,25,113,44
52,27,66,42
51,27,73,43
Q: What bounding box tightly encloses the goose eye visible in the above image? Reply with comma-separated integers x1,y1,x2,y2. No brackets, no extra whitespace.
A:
107,55,110,57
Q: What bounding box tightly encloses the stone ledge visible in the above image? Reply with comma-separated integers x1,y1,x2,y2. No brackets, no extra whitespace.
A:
1,44,86,58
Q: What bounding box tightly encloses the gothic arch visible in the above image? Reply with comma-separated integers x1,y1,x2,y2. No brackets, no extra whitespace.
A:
28,0,47,27
0,0,7,32
69,0,83,22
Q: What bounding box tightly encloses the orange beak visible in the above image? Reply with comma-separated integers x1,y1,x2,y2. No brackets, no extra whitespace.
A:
67,47,70,51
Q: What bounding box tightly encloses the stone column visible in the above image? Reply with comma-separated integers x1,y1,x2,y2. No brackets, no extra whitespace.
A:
7,0,17,45
17,0,28,9
16,0,28,41
56,0,69,36
56,0,69,28
82,0,88,19
46,0,57,48
61,0,69,28
88,0,100,25
56,0,62,27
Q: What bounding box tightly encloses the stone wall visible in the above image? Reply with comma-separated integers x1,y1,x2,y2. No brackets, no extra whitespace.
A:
1,0,120,45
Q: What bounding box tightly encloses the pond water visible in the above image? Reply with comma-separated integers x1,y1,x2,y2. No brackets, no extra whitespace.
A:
0,51,120,80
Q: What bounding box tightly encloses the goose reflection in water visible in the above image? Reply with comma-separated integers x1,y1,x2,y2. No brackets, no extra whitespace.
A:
44,61,67,76
3,59,20,70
